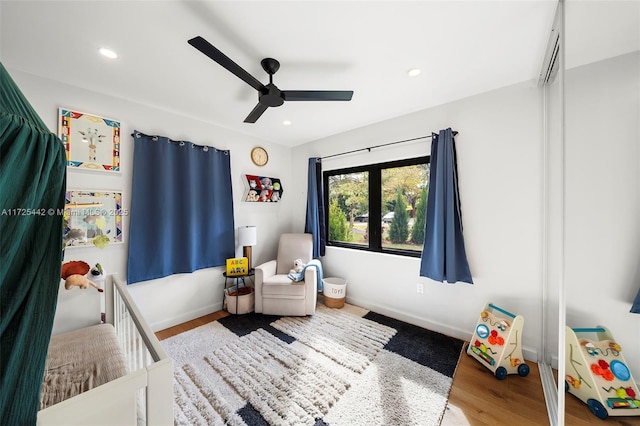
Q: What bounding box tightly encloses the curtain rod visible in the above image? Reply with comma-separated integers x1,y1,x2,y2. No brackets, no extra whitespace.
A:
320,130,458,160
130,131,229,154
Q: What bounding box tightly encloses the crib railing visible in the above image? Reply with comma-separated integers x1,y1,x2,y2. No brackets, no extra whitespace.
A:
109,275,174,425
113,279,156,373
38,276,174,425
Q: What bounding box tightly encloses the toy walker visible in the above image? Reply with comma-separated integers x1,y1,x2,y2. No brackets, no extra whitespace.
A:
565,326,640,420
467,302,529,380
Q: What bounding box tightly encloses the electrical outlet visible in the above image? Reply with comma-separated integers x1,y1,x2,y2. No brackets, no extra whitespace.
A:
417,283,424,294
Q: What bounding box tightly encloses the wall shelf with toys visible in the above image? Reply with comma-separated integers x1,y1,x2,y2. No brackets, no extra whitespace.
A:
467,302,529,380
565,326,640,420
244,175,283,203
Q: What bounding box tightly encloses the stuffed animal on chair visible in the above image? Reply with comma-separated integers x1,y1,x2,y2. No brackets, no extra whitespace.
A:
61,260,103,292
289,258,305,275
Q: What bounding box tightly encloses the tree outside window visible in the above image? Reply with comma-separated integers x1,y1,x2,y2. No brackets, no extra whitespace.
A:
325,157,429,256
327,172,368,246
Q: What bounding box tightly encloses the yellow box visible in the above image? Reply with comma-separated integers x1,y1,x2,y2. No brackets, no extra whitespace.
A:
226,257,248,276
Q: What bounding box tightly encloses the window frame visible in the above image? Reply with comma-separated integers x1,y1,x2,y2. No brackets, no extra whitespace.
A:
323,156,430,258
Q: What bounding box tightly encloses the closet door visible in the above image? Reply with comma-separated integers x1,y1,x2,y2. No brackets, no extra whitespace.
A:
539,3,563,425
564,1,640,422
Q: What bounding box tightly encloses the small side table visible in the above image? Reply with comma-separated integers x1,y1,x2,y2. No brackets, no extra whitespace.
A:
222,269,255,314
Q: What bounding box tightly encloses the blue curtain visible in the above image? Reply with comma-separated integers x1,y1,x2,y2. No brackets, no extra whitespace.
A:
127,131,235,284
631,288,640,314
304,157,326,257
420,128,473,284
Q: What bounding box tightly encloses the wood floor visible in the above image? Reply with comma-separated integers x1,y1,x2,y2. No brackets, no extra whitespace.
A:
442,347,636,425
155,310,230,340
156,311,638,426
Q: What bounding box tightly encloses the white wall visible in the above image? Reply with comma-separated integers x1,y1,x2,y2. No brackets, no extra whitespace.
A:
565,51,640,378
292,80,545,359
8,68,296,331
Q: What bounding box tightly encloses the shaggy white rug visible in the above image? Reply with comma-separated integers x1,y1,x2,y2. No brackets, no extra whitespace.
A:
162,304,463,426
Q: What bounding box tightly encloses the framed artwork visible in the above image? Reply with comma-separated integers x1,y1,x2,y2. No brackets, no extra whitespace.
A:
244,175,283,202
58,108,121,172
64,190,124,248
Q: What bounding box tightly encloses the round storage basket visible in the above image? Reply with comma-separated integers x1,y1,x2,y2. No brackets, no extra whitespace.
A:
225,286,255,314
323,277,347,308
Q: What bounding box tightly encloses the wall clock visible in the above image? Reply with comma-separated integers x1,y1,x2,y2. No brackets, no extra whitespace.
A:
251,146,268,166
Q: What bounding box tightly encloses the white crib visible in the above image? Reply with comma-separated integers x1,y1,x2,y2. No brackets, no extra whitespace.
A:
37,275,174,425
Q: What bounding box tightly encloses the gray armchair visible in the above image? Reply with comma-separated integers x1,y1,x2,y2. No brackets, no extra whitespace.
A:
254,233,317,316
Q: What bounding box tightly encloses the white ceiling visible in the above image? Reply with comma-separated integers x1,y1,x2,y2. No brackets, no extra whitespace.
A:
565,1,640,69
1,1,635,147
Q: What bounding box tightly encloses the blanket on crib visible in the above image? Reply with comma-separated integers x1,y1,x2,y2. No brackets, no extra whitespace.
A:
40,323,127,410
287,259,324,291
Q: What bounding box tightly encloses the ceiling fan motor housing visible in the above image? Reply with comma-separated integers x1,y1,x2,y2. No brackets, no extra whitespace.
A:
260,83,285,107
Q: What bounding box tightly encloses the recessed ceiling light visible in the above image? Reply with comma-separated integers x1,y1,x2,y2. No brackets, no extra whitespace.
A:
283,120,292,126
98,47,118,59
407,68,421,77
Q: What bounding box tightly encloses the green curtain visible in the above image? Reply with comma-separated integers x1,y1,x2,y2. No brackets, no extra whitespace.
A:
0,63,66,424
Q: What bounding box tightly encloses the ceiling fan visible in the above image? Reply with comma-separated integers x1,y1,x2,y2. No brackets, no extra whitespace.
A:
188,36,354,123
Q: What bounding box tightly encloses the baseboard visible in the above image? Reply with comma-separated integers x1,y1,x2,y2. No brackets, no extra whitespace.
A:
149,301,224,332
346,295,472,341
346,295,539,362
550,354,559,370
151,296,540,362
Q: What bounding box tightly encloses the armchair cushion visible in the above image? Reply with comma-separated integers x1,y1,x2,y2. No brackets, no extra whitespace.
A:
276,234,314,275
262,279,306,297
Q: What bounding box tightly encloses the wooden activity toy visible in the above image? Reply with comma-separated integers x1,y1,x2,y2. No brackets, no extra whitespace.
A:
467,302,529,380
565,326,640,419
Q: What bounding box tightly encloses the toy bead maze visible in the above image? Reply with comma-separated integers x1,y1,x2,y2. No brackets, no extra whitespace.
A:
467,303,529,380
565,326,640,420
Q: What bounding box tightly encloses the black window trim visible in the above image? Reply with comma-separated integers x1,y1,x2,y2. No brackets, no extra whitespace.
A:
323,155,430,258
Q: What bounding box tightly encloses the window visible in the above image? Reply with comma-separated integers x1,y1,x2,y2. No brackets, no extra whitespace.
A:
324,156,429,257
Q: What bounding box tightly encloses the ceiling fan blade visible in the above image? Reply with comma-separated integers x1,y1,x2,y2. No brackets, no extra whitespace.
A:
188,36,265,91
282,90,353,101
244,103,269,123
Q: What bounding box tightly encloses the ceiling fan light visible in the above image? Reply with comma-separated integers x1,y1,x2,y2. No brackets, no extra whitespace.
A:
283,120,292,126
407,68,421,77
98,47,118,59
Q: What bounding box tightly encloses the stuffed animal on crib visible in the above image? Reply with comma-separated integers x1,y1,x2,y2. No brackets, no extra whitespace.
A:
61,260,103,292
89,263,107,286
289,259,305,275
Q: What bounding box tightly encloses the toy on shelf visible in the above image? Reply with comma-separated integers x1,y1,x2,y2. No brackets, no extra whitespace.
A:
467,302,529,380
565,326,640,420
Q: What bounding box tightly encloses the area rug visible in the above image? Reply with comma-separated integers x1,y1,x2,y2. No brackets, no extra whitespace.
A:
162,303,464,426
